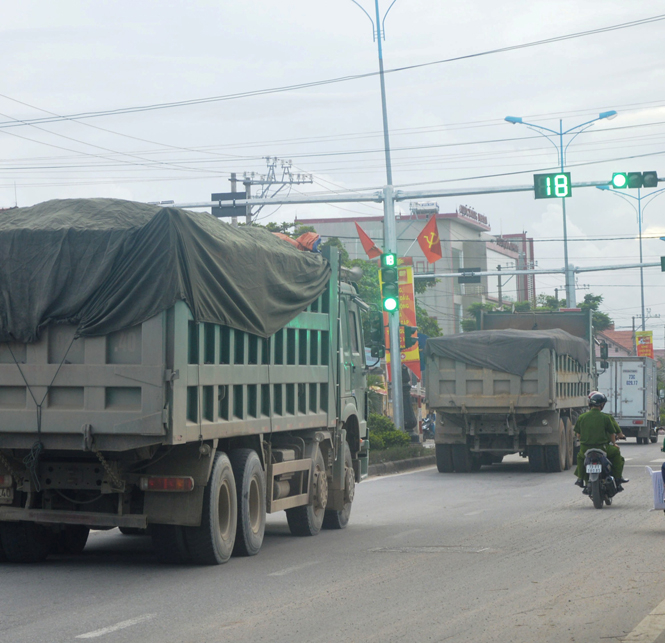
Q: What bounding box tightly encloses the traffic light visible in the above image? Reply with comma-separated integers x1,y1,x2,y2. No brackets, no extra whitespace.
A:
661,256,665,272
368,310,385,358
403,325,418,349
611,171,659,189
533,172,571,199
380,253,399,313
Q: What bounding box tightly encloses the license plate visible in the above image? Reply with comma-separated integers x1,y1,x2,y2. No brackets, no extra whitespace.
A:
586,464,602,473
0,487,14,504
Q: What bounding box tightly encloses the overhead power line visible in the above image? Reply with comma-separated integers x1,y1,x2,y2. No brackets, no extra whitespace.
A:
0,14,663,129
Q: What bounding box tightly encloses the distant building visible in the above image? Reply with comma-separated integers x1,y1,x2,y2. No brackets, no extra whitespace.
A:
296,204,536,335
595,326,634,357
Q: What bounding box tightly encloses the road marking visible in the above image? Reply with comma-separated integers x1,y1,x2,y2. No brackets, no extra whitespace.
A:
650,459,665,464
624,458,634,461
76,614,156,639
268,560,319,577
621,596,665,642
464,510,484,516
363,466,437,482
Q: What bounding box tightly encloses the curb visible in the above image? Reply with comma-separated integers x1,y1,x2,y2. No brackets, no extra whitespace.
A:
368,455,436,477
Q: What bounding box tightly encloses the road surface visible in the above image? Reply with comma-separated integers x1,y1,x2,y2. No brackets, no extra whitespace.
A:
2,440,665,643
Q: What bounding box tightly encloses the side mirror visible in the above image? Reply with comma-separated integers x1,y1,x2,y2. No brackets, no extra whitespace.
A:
660,389,665,400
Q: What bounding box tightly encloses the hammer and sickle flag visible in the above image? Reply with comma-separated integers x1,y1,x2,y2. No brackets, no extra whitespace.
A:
416,216,442,263
355,222,382,259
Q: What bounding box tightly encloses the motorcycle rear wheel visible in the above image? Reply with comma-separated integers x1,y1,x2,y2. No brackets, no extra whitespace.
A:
591,480,603,509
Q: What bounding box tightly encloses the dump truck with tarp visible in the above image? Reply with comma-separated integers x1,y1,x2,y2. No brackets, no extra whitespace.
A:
0,198,368,564
425,310,594,473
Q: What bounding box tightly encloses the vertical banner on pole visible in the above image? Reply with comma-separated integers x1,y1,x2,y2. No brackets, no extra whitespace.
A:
635,330,654,358
383,258,421,381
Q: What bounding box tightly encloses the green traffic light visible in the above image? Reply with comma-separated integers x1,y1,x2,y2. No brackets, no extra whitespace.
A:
381,253,397,268
612,173,628,189
383,296,398,312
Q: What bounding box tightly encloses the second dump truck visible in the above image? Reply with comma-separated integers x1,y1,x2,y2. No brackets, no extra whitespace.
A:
0,198,368,564
425,311,594,473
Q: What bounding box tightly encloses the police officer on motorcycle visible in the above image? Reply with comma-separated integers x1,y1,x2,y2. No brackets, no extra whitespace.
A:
574,392,629,491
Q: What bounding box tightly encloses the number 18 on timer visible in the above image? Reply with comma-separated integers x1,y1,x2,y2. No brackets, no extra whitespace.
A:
533,172,572,199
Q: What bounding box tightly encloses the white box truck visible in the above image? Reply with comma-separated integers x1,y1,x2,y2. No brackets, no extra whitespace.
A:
597,356,660,443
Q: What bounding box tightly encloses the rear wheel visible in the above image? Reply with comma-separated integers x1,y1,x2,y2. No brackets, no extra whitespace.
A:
52,526,89,555
435,444,454,473
637,437,644,445
0,521,53,563
451,444,473,473
323,443,354,530
591,479,603,509
528,446,545,472
650,429,658,444
545,420,567,472
287,449,328,537
184,451,238,565
230,448,266,556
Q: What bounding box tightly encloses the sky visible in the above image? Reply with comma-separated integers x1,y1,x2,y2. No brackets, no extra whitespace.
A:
2,1,665,343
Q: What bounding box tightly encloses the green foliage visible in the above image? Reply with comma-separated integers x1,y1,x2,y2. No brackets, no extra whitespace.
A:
461,319,477,332
414,276,438,294
416,303,442,338
321,237,350,265
535,294,562,311
367,413,411,449
579,294,613,331
513,301,532,312
369,444,432,465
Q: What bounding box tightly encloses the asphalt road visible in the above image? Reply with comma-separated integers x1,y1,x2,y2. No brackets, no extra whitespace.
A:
2,440,665,643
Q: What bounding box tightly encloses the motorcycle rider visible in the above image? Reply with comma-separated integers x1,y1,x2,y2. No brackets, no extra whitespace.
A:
588,390,626,440
574,392,628,491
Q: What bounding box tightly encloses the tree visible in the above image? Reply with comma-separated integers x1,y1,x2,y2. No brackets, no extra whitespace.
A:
416,303,442,338
579,294,613,331
321,237,350,265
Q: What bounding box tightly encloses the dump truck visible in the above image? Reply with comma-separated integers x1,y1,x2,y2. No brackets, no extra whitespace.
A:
598,356,660,443
0,199,368,564
425,311,594,473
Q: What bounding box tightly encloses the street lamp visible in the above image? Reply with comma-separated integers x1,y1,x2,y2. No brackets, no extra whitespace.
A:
597,183,665,331
505,110,618,307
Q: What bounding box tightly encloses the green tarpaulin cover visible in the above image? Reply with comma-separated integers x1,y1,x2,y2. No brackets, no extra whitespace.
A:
426,328,589,377
0,198,331,343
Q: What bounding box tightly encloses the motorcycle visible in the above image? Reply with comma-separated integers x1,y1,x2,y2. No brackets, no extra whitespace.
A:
583,448,619,509
422,416,435,441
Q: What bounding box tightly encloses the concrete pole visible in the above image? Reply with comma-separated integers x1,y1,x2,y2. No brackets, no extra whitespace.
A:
245,180,252,226
230,173,238,228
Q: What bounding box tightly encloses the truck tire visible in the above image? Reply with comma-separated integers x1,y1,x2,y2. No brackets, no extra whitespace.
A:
435,444,454,473
323,442,354,530
528,446,545,472
230,448,266,556
650,428,658,444
286,449,327,537
0,536,5,562
184,451,237,565
451,444,473,473
52,526,89,555
151,524,191,564
545,422,567,472
0,521,53,563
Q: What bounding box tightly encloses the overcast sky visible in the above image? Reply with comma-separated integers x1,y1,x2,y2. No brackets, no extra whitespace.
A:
2,1,665,342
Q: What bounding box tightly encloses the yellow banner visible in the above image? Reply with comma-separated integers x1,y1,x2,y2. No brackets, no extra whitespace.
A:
635,330,654,358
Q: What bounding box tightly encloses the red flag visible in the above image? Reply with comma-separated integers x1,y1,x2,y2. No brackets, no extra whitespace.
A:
355,222,382,259
416,217,442,263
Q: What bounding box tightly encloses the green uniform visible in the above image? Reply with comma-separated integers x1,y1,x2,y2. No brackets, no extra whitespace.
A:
574,407,624,481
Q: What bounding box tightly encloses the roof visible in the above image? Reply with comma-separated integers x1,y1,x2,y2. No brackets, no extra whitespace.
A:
598,329,634,353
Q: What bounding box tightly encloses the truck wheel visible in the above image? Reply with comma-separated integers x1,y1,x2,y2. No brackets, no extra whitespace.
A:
651,435,658,444
151,524,190,564
0,521,53,563
52,526,89,555
435,444,454,473
544,422,566,472
230,448,266,556
528,446,545,472
451,444,473,473
286,449,327,536
184,451,237,565
323,442,354,530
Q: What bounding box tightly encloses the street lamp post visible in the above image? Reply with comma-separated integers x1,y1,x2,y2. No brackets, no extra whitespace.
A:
350,0,404,429
597,184,665,331
505,111,617,307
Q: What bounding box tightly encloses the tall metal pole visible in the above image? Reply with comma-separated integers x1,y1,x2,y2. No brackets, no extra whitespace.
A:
638,188,645,331
559,119,575,308
372,0,402,430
